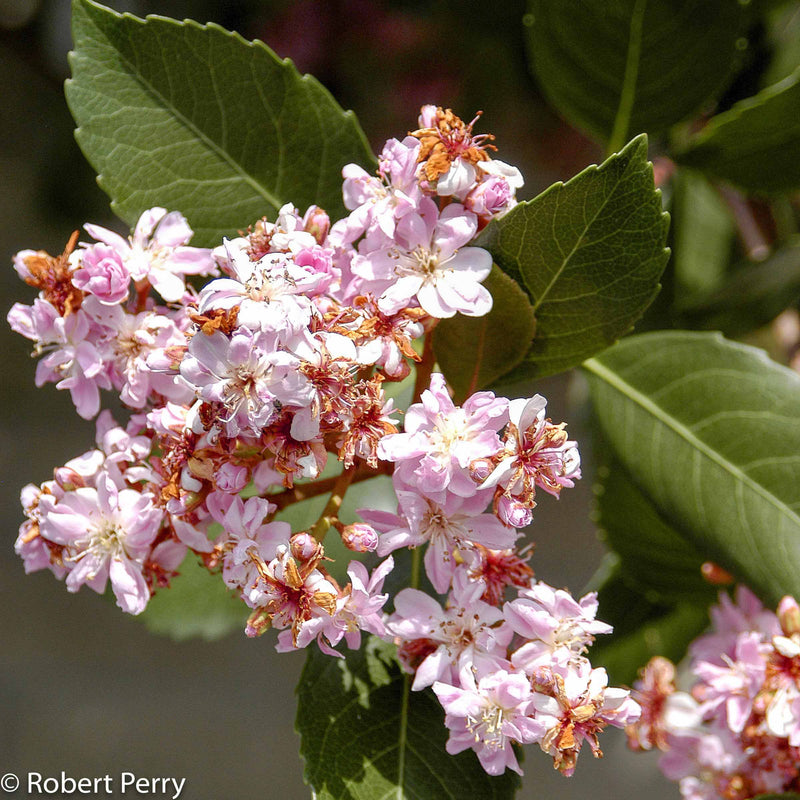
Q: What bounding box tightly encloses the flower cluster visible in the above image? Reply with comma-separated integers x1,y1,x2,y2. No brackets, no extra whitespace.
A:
628,586,800,798
9,106,632,777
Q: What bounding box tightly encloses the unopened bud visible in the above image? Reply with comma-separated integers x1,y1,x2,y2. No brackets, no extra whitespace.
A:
290,532,321,562
778,595,800,636
303,205,330,244
469,457,494,483
700,562,734,586
339,523,379,553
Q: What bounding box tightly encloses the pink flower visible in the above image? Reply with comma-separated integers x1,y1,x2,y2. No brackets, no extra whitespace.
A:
363,489,516,593
326,557,394,650
353,199,493,318
433,667,544,775
481,395,581,527
505,582,612,670
533,662,640,775
378,373,508,499
85,208,215,303
72,243,131,304
694,631,767,733
39,474,163,614
388,572,512,690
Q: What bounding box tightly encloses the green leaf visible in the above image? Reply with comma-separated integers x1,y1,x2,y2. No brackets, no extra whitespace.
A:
66,0,374,247
753,794,800,799
678,241,800,337
584,331,800,606
140,553,247,641
590,568,710,686
524,0,748,147
672,170,735,303
433,266,536,402
476,135,669,381
596,460,718,604
762,3,800,87
296,636,521,800
676,67,800,194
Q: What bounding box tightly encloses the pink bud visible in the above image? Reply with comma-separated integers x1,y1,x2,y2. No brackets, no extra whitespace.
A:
290,532,320,561
469,457,494,483
339,523,379,553
215,462,248,493
778,595,800,636
303,205,330,244
496,495,532,529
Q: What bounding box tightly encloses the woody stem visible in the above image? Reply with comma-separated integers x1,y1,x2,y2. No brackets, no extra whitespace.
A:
270,461,391,512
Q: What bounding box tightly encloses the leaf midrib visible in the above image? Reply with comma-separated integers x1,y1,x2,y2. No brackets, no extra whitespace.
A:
607,0,647,155
76,7,284,213
583,356,800,528
530,147,639,314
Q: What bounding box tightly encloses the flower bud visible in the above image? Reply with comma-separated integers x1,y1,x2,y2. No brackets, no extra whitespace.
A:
303,205,330,244
215,462,248,493
778,595,800,637
290,532,321,562
339,523,379,553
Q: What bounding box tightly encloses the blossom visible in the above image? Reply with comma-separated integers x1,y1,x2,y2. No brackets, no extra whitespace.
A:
433,667,544,775
480,395,581,527
533,662,640,776
388,572,512,690
84,207,214,302
39,474,163,614
505,582,612,671
71,242,131,305
363,489,516,593
378,372,508,499
353,199,493,318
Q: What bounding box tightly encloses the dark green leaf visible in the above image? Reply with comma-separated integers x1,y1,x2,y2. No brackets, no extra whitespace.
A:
678,241,800,336
140,553,247,641
524,0,748,146
476,135,669,380
433,266,536,403
296,636,521,800
672,170,735,303
66,0,374,247
596,460,718,604
590,568,710,686
584,331,800,605
676,67,800,194
752,794,800,799
762,3,800,87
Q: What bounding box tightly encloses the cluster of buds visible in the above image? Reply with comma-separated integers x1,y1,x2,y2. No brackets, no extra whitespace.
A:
9,106,635,776
628,586,800,798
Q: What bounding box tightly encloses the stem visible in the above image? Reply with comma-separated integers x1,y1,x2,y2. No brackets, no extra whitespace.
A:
607,0,646,157
412,333,436,403
718,185,771,261
310,466,356,541
410,545,422,590
270,461,391,511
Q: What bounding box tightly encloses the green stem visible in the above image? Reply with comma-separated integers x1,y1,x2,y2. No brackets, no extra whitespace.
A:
412,332,437,403
607,0,646,157
410,545,422,590
310,466,356,541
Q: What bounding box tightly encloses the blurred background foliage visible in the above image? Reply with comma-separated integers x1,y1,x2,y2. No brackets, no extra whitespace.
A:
3,1,800,798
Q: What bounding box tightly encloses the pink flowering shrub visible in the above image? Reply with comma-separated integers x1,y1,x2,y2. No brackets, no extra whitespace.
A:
628,588,800,799
10,104,636,781
15,3,800,796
